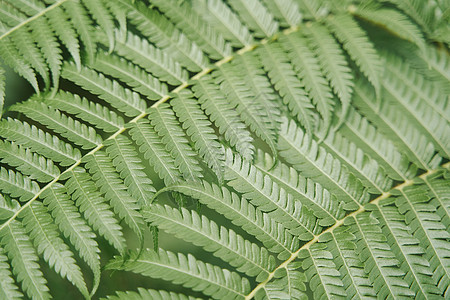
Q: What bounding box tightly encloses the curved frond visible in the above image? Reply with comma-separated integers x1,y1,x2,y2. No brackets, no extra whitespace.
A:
0,167,39,202
260,0,302,27
107,249,251,300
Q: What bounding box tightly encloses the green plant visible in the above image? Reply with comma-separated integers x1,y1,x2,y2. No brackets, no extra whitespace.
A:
0,0,449,299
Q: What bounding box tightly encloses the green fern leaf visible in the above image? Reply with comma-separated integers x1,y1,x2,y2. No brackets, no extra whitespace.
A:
117,0,208,72
215,64,278,156
352,79,443,170
338,107,418,181
299,243,347,299
281,32,335,127
225,149,321,240
10,100,103,150
353,6,426,52
99,30,188,85
0,140,60,183
171,90,225,182
254,150,345,226
83,151,144,241
64,167,126,254
107,249,251,299
128,119,183,185
260,0,302,27
46,6,81,69
0,67,4,118
0,167,39,202
81,0,115,52
227,0,279,38
0,247,23,300
43,91,124,134
105,135,156,207
62,0,96,62
19,201,89,298
145,204,276,282
192,77,255,161
304,22,353,125
91,52,168,100
258,41,316,134
149,104,203,182
0,220,50,300
102,288,201,300
62,63,147,117
151,0,232,60
348,213,415,298
155,180,300,260
326,14,382,95
41,183,101,295
192,0,254,47
0,38,39,93
278,117,368,209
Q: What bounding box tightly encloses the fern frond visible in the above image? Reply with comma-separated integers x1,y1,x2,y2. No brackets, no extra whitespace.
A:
374,200,442,297
91,52,168,100
151,0,231,60
105,135,156,207
0,118,81,166
424,173,450,222
98,30,188,85
318,127,393,194
254,150,345,226
0,67,4,118
11,27,49,88
107,249,251,299
235,52,282,143
62,63,147,117
0,140,59,183
225,150,321,240
41,183,101,295
260,0,302,27
102,288,201,300
0,220,50,300
381,54,450,158
0,37,39,93
0,194,19,219
304,22,353,125
11,100,103,150
128,119,183,185
281,32,334,127
322,226,378,299
192,77,255,161
46,6,81,69
64,167,125,254
43,91,124,134
352,79,442,170
155,180,300,259
215,65,278,157
294,0,327,20
349,212,415,298
0,3,27,26
352,6,425,52
149,104,203,182
326,14,382,95
81,0,115,52
117,0,208,72
0,247,23,300
192,0,254,47
258,41,316,134
0,167,39,202
278,118,368,209
171,90,225,182
396,184,450,295
145,204,276,282
338,107,418,181
299,243,347,299
30,16,62,89
20,201,89,298
83,151,144,241
227,0,279,38
255,261,307,299
62,0,96,62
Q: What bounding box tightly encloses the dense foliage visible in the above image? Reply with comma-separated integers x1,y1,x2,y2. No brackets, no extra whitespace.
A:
0,0,449,299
